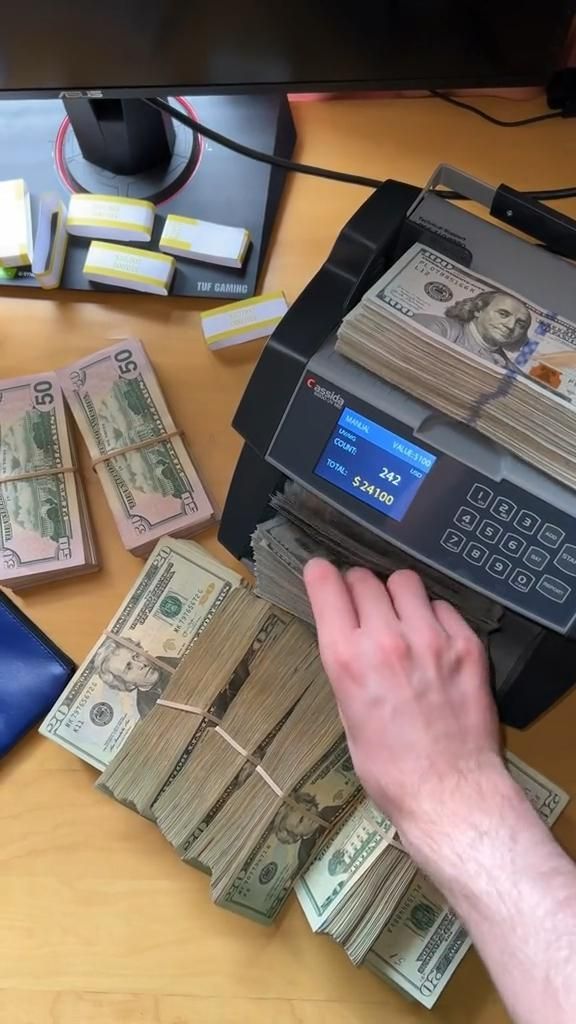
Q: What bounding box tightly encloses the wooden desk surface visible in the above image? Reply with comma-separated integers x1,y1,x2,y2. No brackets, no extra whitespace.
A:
1,95,575,1024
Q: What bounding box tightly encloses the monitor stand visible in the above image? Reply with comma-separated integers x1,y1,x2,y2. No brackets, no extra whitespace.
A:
0,95,296,299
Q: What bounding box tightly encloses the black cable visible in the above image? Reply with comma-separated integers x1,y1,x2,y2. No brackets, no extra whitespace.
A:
440,185,576,201
520,187,576,201
145,97,383,189
429,89,562,128
147,96,576,201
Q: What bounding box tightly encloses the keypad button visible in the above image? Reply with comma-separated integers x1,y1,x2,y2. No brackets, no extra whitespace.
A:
441,529,466,553
538,523,565,549
477,520,502,544
509,568,535,593
514,510,541,535
491,497,517,522
468,484,493,509
523,546,549,571
554,544,576,577
453,507,479,531
537,575,571,604
500,533,526,557
486,554,512,579
463,541,488,566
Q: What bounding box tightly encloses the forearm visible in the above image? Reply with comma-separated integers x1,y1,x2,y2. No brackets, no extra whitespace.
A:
401,762,576,1024
304,563,574,1019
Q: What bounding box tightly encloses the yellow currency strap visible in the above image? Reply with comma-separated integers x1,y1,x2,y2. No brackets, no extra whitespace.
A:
68,217,151,234
205,315,282,344
201,291,285,319
83,267,167,288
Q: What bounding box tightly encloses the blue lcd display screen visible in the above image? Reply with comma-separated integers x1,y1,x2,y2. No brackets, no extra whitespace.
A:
314,407,437,521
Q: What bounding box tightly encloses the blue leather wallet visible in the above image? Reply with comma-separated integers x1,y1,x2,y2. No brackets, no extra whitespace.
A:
0,593,75,756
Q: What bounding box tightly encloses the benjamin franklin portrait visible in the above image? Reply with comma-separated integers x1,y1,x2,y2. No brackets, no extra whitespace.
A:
414,290,532,368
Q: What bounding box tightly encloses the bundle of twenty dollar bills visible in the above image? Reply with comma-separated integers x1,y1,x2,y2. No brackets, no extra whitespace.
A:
39,524,570,1009
250,482,570,1005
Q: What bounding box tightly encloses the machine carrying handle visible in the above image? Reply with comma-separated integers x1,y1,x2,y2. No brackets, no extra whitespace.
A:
491,185,576,260
415,165,576,261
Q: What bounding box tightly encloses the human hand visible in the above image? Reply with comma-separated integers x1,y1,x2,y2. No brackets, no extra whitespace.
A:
303,559,504,843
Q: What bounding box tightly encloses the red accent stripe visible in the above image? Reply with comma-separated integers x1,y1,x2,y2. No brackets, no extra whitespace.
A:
54,97,203,202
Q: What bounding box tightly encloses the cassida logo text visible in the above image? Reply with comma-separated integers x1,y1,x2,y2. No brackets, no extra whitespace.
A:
306,377,344,409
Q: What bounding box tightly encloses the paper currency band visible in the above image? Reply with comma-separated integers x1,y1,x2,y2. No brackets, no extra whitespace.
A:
157,697,332,831
102,637,354,838
106,646,391,847
103,632,178,675
92,429,183,469
0,464,78,484
387,834,406,852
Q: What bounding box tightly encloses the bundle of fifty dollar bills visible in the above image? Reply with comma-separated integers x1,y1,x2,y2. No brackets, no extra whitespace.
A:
0,338,215,589
40,531,570,1009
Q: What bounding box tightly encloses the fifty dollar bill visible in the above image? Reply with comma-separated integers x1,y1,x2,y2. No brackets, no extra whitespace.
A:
58,339,216,555
0,371,97,587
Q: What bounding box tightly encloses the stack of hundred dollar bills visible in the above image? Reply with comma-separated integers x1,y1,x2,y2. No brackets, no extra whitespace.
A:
39,534,569,1009
336,244,576,489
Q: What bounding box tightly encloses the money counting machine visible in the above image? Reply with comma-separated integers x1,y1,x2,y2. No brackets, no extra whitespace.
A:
219,166,576,728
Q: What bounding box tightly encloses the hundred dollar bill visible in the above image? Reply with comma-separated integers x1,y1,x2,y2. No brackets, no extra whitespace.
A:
296,798,397,932
364,753,569,1008
217,738,361,923
0,371,95,587
58,339,216,555
363,243,576,403
39,538,243,769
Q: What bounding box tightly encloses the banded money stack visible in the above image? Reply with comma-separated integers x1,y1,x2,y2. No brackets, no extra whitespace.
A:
58,339,216,556
297,753,569,1008
39,538,244,768
336,244,576,489
0,371,98,588
97,586,362,922
251,480,503,638
39,536,570,1007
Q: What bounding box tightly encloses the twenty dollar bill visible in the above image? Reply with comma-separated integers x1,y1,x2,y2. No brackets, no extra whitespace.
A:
39,538,243,769
364,753,569,1008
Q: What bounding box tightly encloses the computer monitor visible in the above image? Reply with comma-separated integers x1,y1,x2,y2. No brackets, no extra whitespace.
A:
0,3,573,298
2,3,573,97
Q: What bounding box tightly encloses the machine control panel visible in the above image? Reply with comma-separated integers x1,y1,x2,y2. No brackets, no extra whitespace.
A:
267,373,576,637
